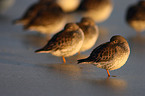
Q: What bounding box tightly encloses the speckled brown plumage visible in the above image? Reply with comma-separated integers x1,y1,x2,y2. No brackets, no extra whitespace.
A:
78,35,130,77
35,23,84,63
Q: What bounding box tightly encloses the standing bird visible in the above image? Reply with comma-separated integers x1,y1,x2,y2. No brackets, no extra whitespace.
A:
78,35,130,77
13,0,52,25
24,1,66,34
77,0,113,23
126,1,145,34
35,23,84,63
77,17,99,53
14,0,66,34
56,0,81,12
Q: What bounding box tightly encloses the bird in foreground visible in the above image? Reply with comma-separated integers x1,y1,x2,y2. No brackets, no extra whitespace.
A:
126,1,145,34
78,35,130,77
77,0,113,23
35,23,84,63
77,17,99,53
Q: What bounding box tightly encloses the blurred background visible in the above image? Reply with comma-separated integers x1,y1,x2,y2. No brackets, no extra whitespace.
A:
0,0,145,96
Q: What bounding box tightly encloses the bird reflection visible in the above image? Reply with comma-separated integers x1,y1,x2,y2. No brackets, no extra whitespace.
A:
84,77,127,91
126,1,145,35
47,64,82,80
77,0,113,23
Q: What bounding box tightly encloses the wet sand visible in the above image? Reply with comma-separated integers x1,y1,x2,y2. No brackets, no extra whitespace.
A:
0,0,145,96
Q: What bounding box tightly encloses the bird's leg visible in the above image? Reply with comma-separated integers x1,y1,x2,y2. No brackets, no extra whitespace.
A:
62,56,66,64
106,69,110,77
78,51,81,55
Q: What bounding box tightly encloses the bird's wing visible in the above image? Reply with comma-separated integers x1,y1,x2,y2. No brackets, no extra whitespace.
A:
42,30,78,51
22,3,41,18
27,3,64,26
89,42,117,63
27,10,55,26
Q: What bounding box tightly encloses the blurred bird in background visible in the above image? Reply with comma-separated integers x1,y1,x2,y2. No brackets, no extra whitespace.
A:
14,0,66,35
77,0,113,23
126,1,145,35
0,0,15,14
77,17,99,53
56,0,81,12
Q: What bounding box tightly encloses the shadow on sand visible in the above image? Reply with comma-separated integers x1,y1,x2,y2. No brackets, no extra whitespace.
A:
83,77,127,91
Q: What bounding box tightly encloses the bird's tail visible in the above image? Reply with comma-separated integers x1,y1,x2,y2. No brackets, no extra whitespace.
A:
77,58,92,64
13,19,26,25
35,48,50,53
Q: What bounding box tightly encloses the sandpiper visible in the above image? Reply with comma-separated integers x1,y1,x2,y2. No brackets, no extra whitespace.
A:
13,0,51,25
77,17,99,53
14,1,66,34
77,0,113,22
56,0,81,12
126,1,145,33
35,23,84,63
78,35,130,77
24,1,66,34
